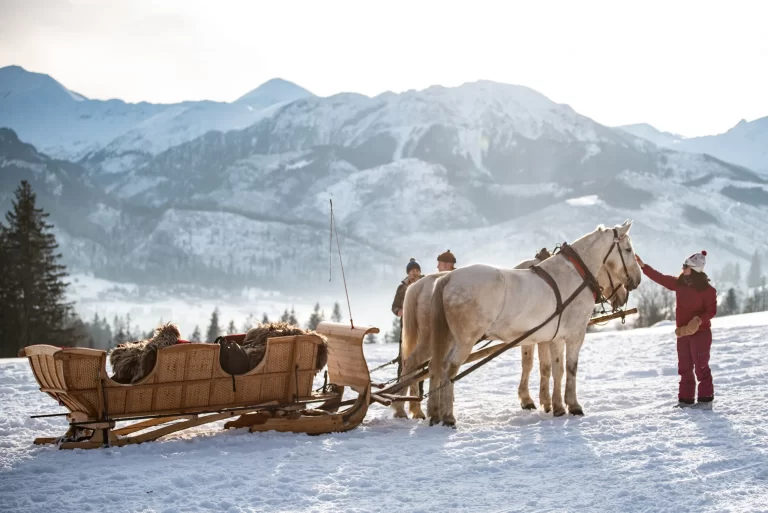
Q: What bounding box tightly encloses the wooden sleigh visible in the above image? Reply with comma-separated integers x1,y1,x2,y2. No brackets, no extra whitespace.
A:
18,322,377,450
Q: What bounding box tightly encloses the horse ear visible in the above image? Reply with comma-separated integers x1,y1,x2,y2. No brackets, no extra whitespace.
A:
616,220,633,237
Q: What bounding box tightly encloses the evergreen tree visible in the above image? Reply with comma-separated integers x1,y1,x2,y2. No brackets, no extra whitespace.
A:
0,181,75,355
721,288,740,316
227,320,237,335
113,315,127,346
307,303,325,330
747,251,763,288
242,313,256,332
743,292,759,314
289,307,298,326
261,313,269,325
384,317,401,344
65,312,93,348
763,276,768,312
364,332,379,344
206,308,221,342
331,302,342,323
84,313,114,350
190,325,202,342
0,223,18,355
125,313,135,340
280,309,290,323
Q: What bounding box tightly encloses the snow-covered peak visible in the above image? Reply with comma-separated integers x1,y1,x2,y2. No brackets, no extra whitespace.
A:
620,119,768,173
725,116,768,137
0,65,86,103
618,123,685,147
235,78,313,106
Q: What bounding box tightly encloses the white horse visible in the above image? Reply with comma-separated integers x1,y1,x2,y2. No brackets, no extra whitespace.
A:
393,251,628,419
514,256,628,413
426,222,642,426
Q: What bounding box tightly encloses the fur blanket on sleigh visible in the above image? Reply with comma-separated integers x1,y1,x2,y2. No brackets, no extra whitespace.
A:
241,322,328,371
109,322,327,384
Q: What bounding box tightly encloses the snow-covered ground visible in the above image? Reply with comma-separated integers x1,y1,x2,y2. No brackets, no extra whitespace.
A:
2,313,768,512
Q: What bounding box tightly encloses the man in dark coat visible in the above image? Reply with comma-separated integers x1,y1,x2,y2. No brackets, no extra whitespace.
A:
391,258,423,376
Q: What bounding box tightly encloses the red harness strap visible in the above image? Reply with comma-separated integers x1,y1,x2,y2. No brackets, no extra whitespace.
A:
563,254,599,302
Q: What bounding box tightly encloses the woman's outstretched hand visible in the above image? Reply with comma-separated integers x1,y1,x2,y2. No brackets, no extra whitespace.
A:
635,255,646,268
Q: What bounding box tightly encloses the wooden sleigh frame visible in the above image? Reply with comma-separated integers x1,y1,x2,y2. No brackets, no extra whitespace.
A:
19,322,377,449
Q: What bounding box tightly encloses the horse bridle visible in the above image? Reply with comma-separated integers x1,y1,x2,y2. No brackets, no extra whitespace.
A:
530,228,635,339
599,228,635,305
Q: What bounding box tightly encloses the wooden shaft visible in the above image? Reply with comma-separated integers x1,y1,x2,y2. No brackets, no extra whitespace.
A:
370,394,392,406
588,308,637,325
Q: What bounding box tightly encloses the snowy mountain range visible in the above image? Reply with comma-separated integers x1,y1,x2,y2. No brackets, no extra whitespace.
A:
0,66,313,178
2,65,768,298
619,119,768,175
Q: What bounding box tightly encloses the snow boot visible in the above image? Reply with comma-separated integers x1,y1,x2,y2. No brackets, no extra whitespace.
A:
673,399,695,408
691,398,714,410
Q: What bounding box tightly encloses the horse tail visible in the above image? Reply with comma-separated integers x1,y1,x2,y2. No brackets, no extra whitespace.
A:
429,273,453,381
401,279,421,362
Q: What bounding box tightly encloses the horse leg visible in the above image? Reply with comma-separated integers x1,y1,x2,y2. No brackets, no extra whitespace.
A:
408,385,426,419
439,342,475,427
537,341,552,413
391,344,409,419
548,340,566,417
518,345,536,410
427,356,443,425
565,335,585,416
403,345,428,419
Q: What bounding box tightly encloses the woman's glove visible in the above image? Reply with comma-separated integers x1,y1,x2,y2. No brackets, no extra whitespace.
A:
675,316,701,337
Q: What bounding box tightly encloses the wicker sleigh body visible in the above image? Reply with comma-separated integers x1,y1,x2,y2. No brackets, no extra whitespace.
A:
18,322,375,449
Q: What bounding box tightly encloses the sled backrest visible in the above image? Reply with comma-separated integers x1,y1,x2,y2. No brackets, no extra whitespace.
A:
19,346,106,420
315,322,376,394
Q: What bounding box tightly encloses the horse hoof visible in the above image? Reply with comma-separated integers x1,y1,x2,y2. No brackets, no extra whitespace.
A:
429,417,441,426
442,421,457,429
411,412,426,420
393,411,408,419
543,405,552,413
521,403,537,411
553,408,566,417
569,407,584,416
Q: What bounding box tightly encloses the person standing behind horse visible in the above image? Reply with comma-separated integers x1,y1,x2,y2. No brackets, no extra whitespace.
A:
437,250,457,272
391,258,423,376
635,251,717,409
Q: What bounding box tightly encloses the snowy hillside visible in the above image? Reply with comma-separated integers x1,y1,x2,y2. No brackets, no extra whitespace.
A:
0,65,313,175
2,312,767,512
620,118,768,174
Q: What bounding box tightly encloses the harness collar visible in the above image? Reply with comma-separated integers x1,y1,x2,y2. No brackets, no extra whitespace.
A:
559,243,602,302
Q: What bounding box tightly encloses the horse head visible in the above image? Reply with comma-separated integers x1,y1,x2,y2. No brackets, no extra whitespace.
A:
601,220,642,292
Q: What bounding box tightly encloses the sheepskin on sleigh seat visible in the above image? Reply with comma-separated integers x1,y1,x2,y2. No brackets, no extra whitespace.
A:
109,322,328,384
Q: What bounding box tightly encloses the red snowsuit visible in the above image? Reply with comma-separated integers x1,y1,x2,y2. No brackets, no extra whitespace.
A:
642,265,717,402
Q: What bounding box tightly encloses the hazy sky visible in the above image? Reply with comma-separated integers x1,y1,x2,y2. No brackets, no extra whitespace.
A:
1,0,766,137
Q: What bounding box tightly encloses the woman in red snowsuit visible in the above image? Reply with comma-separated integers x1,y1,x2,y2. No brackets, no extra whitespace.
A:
635,251,717,409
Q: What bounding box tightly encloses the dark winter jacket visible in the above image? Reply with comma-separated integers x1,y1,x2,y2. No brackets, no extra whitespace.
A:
642,265,717,330
391,276,423,316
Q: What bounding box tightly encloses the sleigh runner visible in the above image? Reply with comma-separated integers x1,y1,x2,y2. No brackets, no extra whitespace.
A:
18,322,376,449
